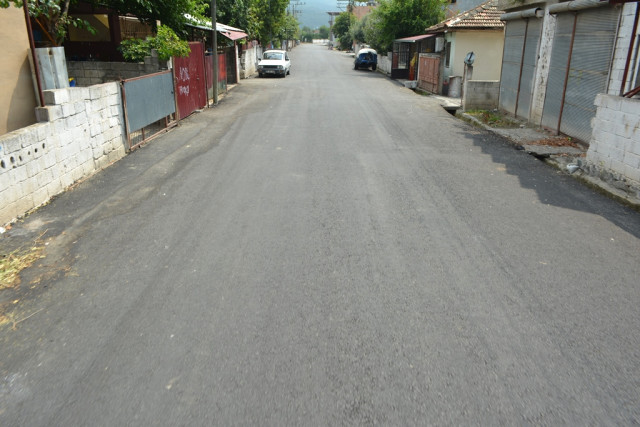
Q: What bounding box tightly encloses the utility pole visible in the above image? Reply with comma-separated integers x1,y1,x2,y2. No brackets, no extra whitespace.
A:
211,0,218,105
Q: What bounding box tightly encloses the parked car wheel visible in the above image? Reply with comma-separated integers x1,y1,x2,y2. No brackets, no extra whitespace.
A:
354,64,358,70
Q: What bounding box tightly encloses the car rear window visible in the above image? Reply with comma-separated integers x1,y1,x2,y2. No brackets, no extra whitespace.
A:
264,52,283,60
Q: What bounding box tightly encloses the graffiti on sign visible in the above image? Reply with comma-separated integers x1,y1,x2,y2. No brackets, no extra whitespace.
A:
178,67,190,97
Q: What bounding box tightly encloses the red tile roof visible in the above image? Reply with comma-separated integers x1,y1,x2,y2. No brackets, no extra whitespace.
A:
426,0,504,32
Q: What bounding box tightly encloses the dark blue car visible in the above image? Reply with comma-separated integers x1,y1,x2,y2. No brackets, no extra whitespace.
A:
354,48,377,71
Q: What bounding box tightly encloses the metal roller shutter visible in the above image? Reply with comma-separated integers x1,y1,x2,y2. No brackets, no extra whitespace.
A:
516,18,542,119
500,20,526,114
542,7,619,142
541,14,574,132
499,18,542,119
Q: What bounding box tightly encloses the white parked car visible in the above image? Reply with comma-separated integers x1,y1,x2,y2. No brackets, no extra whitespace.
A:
258,50,291,78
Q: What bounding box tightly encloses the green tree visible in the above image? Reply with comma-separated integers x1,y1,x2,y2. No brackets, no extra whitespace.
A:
350,14,367,44
333,12,355,50
277,13,299,43
317,25,329,39
366,0,446,52
247,0,289,47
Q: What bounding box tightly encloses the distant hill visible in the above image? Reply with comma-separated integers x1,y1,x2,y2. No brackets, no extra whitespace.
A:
297,0,341,29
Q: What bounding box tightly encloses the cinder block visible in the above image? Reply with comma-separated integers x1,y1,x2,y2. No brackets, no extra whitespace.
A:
32,187,49,207
623,152,640,169
21,177,35,196
60,171,74,188
35,106,63,123
611,158,626,174
43,151,56,169
61,103,75,118
26,160,41,179
43,89,70,106
599,95,622,111
69,87,89,103
45,180,63,198
598,107,623,123
89,123,103,138
623,164,640,183
36,123,50,142
620,97,640,115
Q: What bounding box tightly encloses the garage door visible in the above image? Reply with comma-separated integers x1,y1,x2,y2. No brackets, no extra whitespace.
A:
499,18,542,119
541,7,620,143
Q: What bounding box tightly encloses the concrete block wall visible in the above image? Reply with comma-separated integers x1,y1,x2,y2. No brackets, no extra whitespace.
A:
240,44,262,78
609,4,637,95
0,82,126,225
463,80,500,111
67,51,167,87
377,53,392,76
585,94,640,198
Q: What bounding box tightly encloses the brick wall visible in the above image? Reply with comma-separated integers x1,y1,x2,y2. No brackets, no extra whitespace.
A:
0,83,126,225
585,94,640,199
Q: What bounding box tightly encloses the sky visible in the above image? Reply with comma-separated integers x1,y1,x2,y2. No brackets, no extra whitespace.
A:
294,0,344,29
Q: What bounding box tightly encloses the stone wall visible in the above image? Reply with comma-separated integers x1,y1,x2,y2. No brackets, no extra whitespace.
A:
585,94,640,199
0,83,126,225
67,51,167,87
463,80,500,111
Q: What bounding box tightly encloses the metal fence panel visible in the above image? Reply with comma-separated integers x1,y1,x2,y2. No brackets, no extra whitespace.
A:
122,71,175,133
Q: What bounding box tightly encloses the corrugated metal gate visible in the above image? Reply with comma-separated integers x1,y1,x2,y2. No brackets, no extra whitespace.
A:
174,42,207,120
499,18,542,119
121,70,176,150
418,55,440,93
541,8,619,142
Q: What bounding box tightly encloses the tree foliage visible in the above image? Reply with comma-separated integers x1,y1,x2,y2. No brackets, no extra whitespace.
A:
365,0,446,52
333,12,355,50
300,25,330,43
247,0,289,46
119,25,190,62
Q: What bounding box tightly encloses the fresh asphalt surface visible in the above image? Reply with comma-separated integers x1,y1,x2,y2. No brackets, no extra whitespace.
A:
1,44,640,425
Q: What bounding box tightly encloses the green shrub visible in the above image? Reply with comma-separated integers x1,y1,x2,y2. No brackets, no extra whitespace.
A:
119,25,190,62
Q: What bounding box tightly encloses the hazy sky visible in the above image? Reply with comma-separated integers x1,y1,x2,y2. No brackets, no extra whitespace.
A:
295,0,343,29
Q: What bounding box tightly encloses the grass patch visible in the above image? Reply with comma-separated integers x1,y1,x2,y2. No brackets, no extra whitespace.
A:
466,110,521,128
0,245,45,291
1,231,47,291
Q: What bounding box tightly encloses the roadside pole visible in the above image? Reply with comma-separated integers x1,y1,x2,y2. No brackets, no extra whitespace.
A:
212,0,218,105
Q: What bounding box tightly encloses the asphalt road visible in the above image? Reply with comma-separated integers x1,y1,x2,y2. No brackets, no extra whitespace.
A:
1,44,640,425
